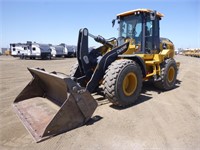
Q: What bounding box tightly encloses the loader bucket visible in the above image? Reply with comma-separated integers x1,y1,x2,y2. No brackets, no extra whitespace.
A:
13,68,97,142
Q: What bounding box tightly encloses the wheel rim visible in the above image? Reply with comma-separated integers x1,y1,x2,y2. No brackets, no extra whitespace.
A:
167,66,175,83
122,72,137,96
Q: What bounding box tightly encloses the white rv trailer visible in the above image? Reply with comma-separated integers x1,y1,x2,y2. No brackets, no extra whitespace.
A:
53,45,65,57
52,44,75,58
49,45,56,58
66,45,76,57
59,43,76,57
10,43,28,57
26,42,51,59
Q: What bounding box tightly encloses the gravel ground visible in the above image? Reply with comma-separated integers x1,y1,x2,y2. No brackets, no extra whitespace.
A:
0,55,199,150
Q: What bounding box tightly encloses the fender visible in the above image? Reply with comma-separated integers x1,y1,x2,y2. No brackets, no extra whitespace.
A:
118,54,147,77
86,42,129,93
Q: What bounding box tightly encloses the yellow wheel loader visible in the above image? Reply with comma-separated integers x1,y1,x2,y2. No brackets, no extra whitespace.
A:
13,9,180,142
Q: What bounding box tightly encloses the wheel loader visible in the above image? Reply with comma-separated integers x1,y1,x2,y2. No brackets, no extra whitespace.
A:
13,9,180,142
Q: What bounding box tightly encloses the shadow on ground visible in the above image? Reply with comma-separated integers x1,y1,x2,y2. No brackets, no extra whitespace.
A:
86,115,103,126
108,80,181,110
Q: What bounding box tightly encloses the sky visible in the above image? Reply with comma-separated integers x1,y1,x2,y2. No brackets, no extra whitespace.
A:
0,0,199,49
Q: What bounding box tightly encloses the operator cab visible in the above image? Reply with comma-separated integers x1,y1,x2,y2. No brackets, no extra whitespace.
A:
115,9,164,54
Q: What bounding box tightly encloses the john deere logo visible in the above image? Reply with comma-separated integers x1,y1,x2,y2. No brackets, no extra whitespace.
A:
117,44,127,54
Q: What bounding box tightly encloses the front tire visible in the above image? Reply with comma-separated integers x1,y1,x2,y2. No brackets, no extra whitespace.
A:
154,58,178,90
103,59,142,107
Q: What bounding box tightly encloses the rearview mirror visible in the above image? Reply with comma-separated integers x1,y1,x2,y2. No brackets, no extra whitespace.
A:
150,11,156,20
112,19,116,27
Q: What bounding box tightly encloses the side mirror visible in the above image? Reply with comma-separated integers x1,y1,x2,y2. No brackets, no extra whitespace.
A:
112,19,116,27
150,11,156,20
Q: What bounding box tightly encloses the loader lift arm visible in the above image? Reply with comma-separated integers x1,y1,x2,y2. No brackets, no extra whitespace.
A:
77,28,113,75
76,28,129,93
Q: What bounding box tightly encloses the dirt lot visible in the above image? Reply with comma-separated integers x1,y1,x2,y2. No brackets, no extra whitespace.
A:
0,55,199,150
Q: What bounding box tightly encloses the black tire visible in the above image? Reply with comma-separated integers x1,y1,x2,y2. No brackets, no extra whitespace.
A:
102,59,143,107
154,58,178,90
20,55,23,59
47,54,51,60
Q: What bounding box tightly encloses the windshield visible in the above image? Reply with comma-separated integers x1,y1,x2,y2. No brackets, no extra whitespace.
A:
119,15,142,44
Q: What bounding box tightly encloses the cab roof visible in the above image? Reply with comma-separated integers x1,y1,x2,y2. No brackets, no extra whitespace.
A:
117,8,164,18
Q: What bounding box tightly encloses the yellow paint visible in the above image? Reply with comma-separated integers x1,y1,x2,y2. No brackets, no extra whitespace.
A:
122,72,137,96
117,8,164,18
123,38,136,54
136,54,154,60
167,66,175,83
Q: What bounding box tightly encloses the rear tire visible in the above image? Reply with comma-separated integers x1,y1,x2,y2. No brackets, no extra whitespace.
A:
154,58,178,90
103,59,142,107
